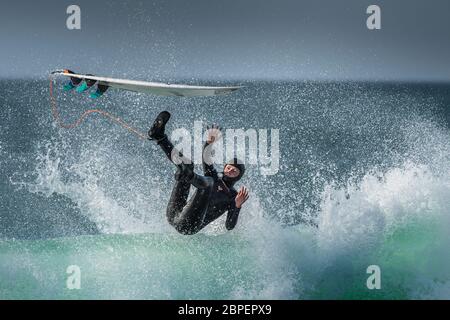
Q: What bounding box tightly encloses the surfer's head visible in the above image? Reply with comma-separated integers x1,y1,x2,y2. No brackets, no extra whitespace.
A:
223,158,245,186
224,164,240,178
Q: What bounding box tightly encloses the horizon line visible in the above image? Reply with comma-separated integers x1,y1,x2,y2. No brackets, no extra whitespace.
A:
1,75,450,86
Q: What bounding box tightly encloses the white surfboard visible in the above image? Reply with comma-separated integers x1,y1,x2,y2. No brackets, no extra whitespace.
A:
51,69,242,97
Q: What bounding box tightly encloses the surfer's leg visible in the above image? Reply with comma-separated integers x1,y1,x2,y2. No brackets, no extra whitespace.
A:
166,178,191,225
149,111,191,166
156,135,191,166
166,164,210,227
149,112,211,234
170,174,214,235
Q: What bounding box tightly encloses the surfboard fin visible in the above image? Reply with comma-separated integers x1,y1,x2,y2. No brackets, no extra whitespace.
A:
62,70,83,91
63,82,76,91
76,81,89,93
76,76,97,93
90,84,109,99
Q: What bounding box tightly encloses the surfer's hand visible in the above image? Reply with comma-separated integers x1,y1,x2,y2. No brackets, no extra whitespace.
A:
206,124,222,144
235,186,249,209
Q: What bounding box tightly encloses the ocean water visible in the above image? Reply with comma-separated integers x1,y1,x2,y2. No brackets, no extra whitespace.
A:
0,79,449,299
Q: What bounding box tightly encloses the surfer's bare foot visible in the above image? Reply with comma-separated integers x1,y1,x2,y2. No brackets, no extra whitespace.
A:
148,111,171,141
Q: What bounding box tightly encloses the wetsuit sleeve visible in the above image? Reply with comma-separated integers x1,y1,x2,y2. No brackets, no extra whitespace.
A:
203,142,218,179
225,206,241,230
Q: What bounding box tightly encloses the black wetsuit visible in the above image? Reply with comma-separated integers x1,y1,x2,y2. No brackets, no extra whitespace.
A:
157,135,241,235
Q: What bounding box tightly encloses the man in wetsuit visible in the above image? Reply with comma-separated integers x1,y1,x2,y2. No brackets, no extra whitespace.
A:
148,111,250,235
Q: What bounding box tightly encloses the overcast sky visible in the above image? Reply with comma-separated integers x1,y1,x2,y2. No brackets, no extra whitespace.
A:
1,0,449,81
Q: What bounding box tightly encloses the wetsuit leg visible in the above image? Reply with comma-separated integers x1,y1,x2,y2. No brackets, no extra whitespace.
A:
169,175,214,235
166,179,191,225
157,135,191,166
159,135,193,225
156,135,213,234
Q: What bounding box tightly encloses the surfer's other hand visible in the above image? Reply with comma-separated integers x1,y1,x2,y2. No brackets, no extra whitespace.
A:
235,186,249,208
206,124,222,144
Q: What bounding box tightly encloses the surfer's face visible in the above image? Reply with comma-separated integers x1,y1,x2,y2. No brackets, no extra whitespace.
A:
224,164,240,178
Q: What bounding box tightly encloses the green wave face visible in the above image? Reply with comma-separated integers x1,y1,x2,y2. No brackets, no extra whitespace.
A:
1,214,448,300
0,234,266,300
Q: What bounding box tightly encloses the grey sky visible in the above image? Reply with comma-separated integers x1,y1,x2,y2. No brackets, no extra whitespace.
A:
1,0,449,81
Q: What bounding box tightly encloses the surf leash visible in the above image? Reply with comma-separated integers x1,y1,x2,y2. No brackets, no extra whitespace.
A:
49,75,148,141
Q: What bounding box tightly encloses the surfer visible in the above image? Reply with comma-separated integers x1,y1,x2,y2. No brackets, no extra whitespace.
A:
148,111,249,235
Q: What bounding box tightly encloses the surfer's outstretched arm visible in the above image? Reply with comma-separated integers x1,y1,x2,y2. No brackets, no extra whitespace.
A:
203,141,218,178
225,186,249,230
203,124,222,178
225,207,241,230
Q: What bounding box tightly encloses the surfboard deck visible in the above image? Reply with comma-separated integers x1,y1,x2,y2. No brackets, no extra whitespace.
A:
51,70,242,97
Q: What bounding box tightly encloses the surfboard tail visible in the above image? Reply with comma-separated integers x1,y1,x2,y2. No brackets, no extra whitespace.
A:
53,70,101,96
